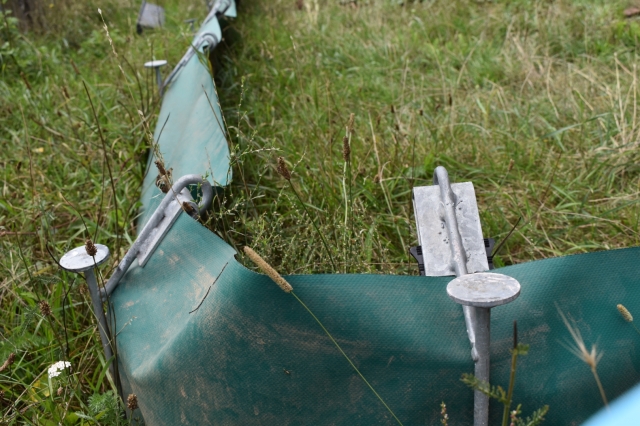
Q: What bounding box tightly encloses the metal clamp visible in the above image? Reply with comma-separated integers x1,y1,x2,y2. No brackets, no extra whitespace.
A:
203,0,237,23
163,32,220,88
102,174,213,298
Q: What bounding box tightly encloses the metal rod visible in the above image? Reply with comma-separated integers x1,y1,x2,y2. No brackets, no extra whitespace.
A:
144,60,168,97
433,166,480,359
85,268,115,377
59,244,121,397
155,68,163,96
473,307,491,426
446,272,521,426
434,166,487,426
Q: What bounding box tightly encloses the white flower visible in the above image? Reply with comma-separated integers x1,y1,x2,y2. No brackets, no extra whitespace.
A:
48,361,71,378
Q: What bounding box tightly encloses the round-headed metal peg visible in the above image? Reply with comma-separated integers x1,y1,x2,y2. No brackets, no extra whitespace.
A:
447,272,521,308
144,59,168,95
60,243,115,387
447,272,521,426
60,244,110,273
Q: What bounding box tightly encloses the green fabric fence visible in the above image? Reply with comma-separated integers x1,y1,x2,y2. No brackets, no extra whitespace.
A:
111,213,640,425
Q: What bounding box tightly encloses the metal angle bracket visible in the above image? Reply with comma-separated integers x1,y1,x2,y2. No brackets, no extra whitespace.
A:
136,187,198,267
412,168,489,276
101,175,213,297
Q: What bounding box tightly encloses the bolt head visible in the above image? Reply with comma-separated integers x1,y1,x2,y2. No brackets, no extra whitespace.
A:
447,272,520,308
144,60,168,68
60,244,110,273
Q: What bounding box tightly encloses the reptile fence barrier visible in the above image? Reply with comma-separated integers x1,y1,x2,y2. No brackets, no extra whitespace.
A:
59,1,640,424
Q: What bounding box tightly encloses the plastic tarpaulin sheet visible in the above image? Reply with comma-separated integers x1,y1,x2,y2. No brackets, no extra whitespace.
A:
111,214,640,425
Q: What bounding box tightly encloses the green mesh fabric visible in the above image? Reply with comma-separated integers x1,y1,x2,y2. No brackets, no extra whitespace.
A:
138,16,230,229
110,214,640,425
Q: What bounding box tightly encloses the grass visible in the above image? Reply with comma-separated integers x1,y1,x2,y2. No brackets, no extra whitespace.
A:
215,0,640,275
3,0,640,423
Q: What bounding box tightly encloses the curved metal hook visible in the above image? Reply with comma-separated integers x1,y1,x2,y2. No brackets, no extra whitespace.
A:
163,32,220,88
102,174,213,297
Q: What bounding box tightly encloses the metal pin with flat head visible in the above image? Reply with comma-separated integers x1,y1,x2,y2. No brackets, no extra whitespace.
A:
144,59,168,96
59,244,114,377
447,272,521,426
412,166,522,426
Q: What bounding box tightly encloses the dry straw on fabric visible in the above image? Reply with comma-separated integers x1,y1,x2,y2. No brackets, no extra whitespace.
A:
617,304,633,322
243,246,293,293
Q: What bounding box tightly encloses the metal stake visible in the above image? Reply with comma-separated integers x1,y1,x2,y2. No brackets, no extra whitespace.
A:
144,59,168,96
59,245,114,378
431,166,521,426
432,167,481,360
446,273,521,426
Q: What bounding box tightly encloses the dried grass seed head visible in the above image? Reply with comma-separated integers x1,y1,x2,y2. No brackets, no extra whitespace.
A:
347,113,355,133
182,201,195,214
155,160,167,176
342,136,351,162
557,306,603,370
39,300,52,317
243,246,293,293
617,304,633,322
0,353,15,372
277,157,291,180
127,394,139,410
85,239,97,257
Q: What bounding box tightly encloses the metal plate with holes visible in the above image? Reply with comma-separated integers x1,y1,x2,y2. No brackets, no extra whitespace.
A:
413,182,488,276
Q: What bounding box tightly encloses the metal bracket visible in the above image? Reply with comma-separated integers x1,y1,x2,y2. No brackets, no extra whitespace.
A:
410,239,495,276
136,1,165,34
136,187,199,267
102,174,213,298
163,32,221,88
412,168,489,276
204,0,237,22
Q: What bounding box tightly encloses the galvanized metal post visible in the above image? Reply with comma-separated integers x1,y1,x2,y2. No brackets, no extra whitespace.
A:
59,245,114,378
144,60,168,96
431,166,522,426
446,273,521,426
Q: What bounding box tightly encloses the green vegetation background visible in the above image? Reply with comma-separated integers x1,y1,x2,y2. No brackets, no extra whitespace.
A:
2,0,640,423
